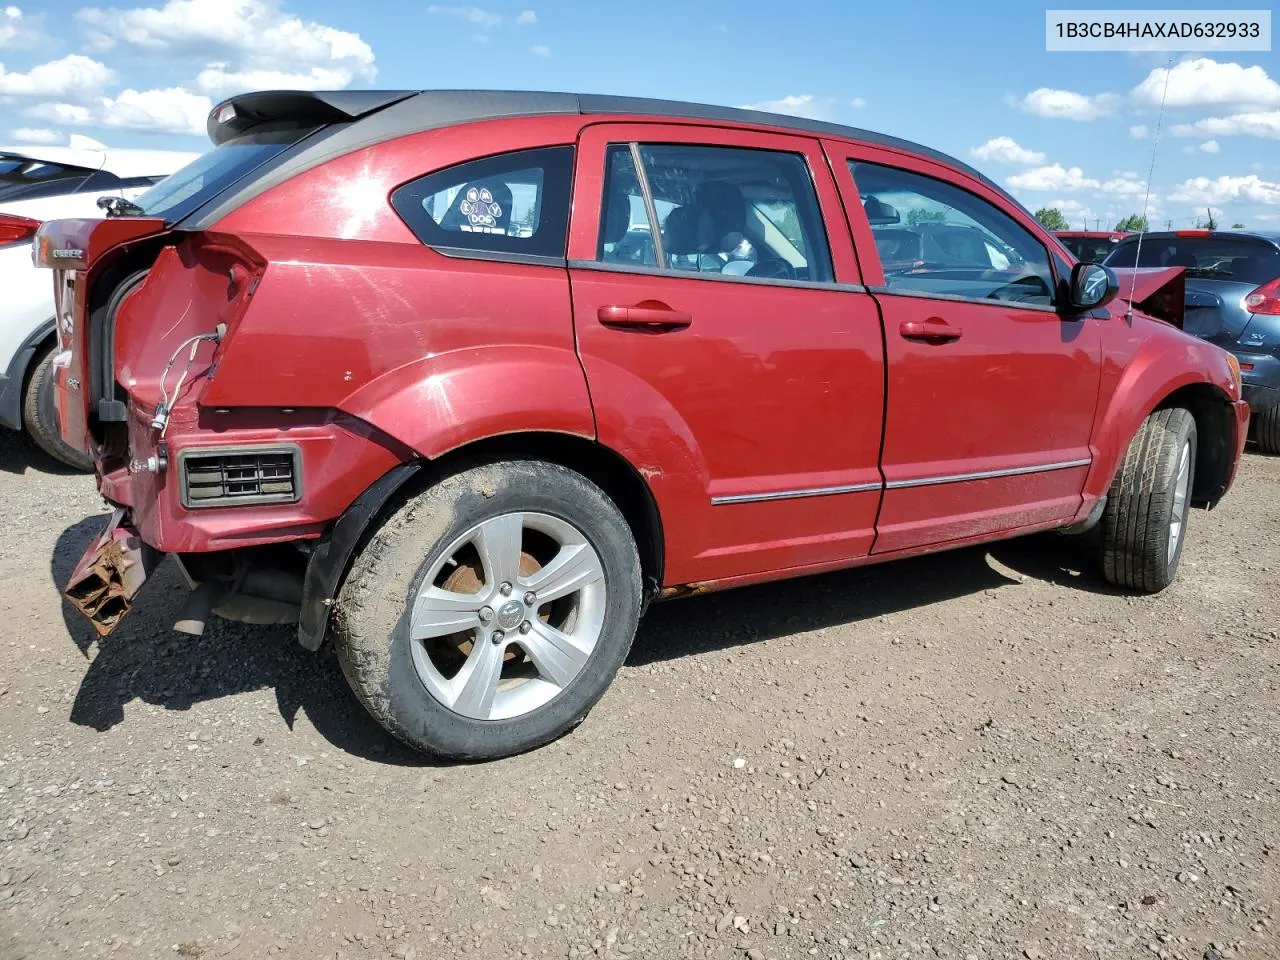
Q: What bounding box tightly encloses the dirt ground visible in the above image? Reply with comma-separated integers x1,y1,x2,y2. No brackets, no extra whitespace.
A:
1,431,1277,960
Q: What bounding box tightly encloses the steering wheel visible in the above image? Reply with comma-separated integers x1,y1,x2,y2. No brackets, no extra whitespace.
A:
745,257,796,281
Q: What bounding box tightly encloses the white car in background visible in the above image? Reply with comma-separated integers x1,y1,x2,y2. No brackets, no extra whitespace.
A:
0,136,198,468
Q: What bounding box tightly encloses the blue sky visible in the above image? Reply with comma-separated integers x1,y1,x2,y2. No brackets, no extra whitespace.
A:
1,0,1277,226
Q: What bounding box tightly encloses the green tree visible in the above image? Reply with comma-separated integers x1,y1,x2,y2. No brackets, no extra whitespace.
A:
1034,207,1069,230
1205,208,1218,230
1231,222,1245,229
1114,214,1149,232
907,208,947,227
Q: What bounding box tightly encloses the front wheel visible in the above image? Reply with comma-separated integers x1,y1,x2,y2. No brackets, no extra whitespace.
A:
1100,407,1196,593
22,341,92,471
332,460,643,760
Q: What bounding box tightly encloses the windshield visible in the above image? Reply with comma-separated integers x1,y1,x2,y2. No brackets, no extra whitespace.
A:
1104,236,1280,284
133,122,318,223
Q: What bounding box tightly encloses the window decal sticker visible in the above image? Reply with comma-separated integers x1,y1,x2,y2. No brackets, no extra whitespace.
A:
460,187,503,233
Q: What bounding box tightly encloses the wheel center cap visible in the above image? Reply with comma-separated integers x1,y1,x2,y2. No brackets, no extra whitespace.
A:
495,599,524,630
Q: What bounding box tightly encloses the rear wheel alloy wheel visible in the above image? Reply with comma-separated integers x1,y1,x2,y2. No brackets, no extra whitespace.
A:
1100,406,1197,593
410,511,606,721
333,460,642,760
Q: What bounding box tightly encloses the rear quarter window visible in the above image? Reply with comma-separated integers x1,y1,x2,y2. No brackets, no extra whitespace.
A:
391,146,575,262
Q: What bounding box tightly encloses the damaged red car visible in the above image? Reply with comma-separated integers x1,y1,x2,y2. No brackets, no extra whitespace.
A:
35,90,1249,759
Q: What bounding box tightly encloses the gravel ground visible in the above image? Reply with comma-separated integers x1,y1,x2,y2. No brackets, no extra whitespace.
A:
1,430,1278,960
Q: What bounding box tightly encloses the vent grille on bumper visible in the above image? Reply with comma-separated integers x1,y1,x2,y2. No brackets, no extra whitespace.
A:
179,445,301,509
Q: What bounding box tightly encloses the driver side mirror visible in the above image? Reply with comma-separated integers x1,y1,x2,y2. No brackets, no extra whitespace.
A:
1067,262,1118,312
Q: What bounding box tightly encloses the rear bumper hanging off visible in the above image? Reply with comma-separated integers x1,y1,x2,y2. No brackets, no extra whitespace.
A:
64,507,160,637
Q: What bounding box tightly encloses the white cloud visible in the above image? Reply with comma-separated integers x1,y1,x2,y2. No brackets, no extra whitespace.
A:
737,94,836,121
849,97,866,109
529,43,549,57
1199,139,1221,154
1169,174,1280,206
1172,110,1280,140
515,9,536,24
970,136,1045,166
1129,124,1149,139
1043,198,1103,228
77,0,375,91
9,126,59,143
0,54,114,99
426,4,501,28
1007,164,1100,191
196,63,355,96
1099,176,1147,196
27,86,211,135
1012,87,1119,121
0,5,44,48
1131,58,1280,108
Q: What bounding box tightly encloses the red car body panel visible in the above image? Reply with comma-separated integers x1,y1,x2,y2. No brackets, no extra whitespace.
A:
33,97,1249,604
826,140,1101,551
568,123,882,582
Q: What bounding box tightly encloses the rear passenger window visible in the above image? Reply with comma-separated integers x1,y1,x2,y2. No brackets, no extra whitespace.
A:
850,161,1056,307
598,143,833,284
392,146,574,260
599,147,657,267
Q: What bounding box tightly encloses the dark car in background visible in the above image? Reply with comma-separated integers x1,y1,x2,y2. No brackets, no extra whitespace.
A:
1104,230,1280,452
1056,230,1132,263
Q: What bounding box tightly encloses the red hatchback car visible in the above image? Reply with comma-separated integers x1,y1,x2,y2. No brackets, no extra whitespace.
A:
36,90,1248,759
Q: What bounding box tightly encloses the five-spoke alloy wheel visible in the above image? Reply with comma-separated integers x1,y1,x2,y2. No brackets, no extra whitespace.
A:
333,460,642,760
410,512,607,722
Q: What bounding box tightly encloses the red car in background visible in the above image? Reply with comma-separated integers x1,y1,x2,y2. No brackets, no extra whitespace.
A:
1056,229,1133,263
34,90,1248,759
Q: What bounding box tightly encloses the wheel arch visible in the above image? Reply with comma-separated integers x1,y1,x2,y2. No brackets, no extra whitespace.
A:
1087,375,1238,512
0,317,56,431
297,431,665,651
1154,382,1238,509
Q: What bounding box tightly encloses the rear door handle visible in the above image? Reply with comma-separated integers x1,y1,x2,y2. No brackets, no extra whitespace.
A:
899,317,962,343
598,302,692,331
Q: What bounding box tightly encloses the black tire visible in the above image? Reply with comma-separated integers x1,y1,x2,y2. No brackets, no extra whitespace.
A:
1100,407,1197,593
332,459,643,761
1253,404,1280,455
22,341,92,471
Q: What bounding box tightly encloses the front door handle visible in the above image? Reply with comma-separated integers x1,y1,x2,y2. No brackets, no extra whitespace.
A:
899,317,962,343
598,301,692,331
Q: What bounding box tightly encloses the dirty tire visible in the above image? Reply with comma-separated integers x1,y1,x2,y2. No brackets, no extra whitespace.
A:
1253,404,1280,455
332,460,643,761
1100,407,1196,593
22,340,92,471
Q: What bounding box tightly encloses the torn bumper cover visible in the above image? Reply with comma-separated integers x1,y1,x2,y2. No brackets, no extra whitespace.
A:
64,507,160,637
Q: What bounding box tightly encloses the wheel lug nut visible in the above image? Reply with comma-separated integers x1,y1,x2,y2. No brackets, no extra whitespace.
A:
518,621,532,635
523,591,537,606
491,629,505,645
499,582,513,596
478,606,494,623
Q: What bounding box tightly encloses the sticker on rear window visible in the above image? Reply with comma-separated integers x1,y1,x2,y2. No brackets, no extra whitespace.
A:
460,187,503,233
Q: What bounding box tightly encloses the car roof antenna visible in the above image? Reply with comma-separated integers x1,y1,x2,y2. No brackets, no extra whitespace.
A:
1126,54,1174,323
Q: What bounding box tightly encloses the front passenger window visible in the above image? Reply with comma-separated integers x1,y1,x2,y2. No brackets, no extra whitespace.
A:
850,161,1056,307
